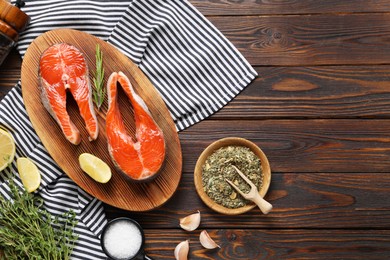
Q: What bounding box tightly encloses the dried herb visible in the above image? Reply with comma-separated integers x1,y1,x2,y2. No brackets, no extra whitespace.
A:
0,178,78,259
93,44,105,110
202,146,262,209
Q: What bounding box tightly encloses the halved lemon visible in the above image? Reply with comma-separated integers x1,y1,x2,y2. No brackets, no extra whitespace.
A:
79,153,112,183
0,128,16,172
17,157,41,193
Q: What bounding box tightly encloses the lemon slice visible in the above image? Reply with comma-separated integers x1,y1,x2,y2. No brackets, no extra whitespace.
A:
79,153,112,183
0,128,16,172
17,157,41,193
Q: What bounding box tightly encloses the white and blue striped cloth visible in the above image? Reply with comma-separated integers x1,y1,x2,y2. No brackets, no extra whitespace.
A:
1,0,257,258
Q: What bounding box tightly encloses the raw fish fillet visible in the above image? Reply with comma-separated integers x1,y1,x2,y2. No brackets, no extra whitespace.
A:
106,71,166,181
39,43,98,145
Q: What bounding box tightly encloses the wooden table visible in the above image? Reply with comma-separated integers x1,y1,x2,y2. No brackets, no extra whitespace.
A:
1,1,390,259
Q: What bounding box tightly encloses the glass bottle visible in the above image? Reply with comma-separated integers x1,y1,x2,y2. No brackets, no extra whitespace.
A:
0,0,30,66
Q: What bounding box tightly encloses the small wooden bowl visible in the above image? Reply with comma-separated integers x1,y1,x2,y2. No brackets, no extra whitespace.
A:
194,137,271,215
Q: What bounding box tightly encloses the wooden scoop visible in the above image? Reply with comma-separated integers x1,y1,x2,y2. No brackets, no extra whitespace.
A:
226,165,273,214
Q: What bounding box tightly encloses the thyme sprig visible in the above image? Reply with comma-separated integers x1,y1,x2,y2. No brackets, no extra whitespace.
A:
93,44,105,110
0,178,78,259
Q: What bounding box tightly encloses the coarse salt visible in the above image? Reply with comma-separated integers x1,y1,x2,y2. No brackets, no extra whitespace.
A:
103,220,143,259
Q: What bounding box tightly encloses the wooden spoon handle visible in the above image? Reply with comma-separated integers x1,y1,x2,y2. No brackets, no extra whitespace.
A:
252,193,273,214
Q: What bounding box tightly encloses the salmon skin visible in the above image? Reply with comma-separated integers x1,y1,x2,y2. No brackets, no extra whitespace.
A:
106,71,166,181
39,43,98,145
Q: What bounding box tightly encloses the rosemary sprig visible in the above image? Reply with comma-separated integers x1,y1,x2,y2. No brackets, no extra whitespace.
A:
0,179,78,259
93,44,105,110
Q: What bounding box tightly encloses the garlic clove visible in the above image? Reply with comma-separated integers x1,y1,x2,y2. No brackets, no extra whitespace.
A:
174,240,189,260
199,230,220,249
179,210,201,231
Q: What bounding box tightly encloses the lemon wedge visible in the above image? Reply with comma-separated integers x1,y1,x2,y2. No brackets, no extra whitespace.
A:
17,157,41,193
0,128,16,172
79,153,112,183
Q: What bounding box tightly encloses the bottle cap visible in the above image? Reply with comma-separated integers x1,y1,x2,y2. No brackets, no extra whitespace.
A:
0,0,30,33
0,19,18,41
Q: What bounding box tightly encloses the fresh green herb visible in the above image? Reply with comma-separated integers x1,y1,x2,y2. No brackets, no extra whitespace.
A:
0,179,78,259
93,44,105,110
202,146,263,208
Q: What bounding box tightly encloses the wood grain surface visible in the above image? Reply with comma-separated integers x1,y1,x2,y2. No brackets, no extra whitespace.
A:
210,14,390,66
20,29,182,211
180,120,390,173
1,1,390,259
141,229,390,259
106,172,390,229
214,66,390,119
192,0,390,15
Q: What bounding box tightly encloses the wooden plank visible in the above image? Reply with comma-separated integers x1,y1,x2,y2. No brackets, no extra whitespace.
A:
0,70,19,86
142,229,390,259
0,85,14,100
0,49,21,99
214,66,390,119
177,119,390,173
192,0,390,16
4,15,390,68
209,14,390,66
5,15,390,69
4,65,390,119
105,172,390,229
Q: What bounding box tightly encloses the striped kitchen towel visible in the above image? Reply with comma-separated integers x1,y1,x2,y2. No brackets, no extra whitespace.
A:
1,0,257,259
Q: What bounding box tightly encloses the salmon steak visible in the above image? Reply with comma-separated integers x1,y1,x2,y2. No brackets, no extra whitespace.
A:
39,43,98,145
106,71,166,181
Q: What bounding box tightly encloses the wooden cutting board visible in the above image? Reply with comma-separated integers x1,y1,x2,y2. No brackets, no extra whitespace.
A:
21,29,182,211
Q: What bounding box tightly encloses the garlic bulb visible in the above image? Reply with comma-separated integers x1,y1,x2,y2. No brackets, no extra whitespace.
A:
174,240,189,260
179,210,201,231
199,230,220,249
